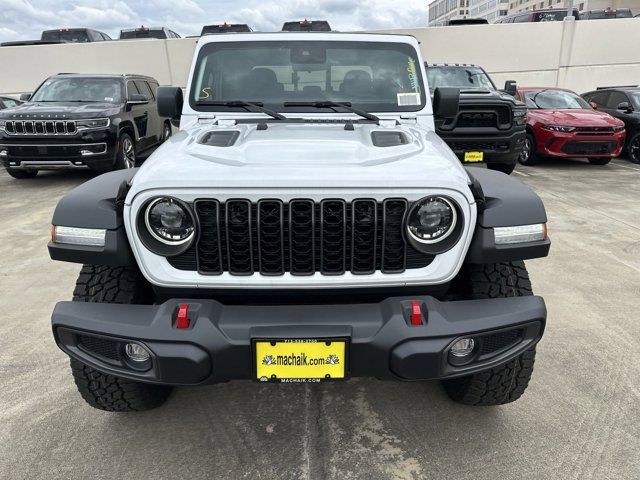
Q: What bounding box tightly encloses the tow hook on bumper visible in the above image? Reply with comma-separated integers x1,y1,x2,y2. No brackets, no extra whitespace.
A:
52,295,546,385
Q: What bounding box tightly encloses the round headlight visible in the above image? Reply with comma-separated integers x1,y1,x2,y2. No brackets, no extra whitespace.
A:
407,196,457,244
145,197,195,245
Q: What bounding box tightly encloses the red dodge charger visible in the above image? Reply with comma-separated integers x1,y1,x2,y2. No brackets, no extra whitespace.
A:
517,87,625,166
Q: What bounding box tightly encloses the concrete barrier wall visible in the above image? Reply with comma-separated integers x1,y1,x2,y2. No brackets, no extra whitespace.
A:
1,19,639,97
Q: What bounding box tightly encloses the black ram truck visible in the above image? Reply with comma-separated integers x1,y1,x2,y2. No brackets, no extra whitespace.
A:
0,73,172,179
426,63,527,175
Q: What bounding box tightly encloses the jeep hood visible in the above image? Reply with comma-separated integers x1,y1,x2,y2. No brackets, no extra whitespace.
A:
0,101,121,119
129,122,472,198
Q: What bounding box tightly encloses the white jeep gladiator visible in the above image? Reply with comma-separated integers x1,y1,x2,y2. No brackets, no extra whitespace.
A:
49,32,550,412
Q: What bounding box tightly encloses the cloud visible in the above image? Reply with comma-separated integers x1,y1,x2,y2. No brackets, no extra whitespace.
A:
0,0,428,42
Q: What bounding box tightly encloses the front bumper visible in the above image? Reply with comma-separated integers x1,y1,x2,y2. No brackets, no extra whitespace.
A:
438,128,526,165
52,295,546,385
534,129,625,158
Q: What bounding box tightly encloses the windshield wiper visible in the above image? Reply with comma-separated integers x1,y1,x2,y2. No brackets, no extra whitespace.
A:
195,100,286,120
530,89,549,109
283,101,380,123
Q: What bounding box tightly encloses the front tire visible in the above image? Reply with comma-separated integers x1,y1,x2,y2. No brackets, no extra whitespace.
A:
441,261,537,406
628,132,640,164
6,168,38,179
114,133,136,170
70,265,172,412
518,133,538,166
486,162,515,175
588,157,611,165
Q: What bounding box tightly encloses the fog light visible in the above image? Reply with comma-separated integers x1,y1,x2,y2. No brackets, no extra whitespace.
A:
450,338,475,357
125,343,150,362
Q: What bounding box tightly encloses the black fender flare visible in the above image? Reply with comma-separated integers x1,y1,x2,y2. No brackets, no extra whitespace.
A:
48,169,138,266
465,167,550,264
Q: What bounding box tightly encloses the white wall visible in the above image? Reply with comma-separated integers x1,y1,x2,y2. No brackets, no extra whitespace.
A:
1,19,639,97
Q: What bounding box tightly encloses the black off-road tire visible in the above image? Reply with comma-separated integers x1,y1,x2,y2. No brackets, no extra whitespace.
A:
441,261,537,406
587,157,611,166
70,264,172,412
6,168,38,179
70,358,172,412
486,162,515,175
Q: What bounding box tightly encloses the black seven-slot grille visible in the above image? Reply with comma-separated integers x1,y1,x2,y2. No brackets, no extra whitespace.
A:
167,198,435,276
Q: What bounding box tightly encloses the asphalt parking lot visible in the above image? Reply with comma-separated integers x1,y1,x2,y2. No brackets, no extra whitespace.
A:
1,158,639,480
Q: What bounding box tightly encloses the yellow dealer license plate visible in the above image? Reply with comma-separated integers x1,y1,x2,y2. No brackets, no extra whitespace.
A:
464,151,484,163
254,339,347,383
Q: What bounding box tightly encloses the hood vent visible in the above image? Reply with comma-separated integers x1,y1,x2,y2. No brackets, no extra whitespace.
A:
371,131,409,148
199,130,240,147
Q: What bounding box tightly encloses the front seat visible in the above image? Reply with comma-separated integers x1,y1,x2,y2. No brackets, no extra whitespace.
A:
340,70,373,97
244,68,283,99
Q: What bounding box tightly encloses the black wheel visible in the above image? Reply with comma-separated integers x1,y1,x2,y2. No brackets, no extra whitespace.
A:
69,265,171,412
486,162,515,175
162,122,172,142
115,133,136,170
587,157,611,165
6,168,38,179
441,261,537,406
628,132,640,164
518,133,538,166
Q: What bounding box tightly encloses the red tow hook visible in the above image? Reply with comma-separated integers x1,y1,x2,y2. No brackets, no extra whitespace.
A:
176,303,190,329
410,300,424,326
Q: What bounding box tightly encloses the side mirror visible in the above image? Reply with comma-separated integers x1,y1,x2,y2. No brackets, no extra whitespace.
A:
127,93,149,104
504,80,517,97
588,101,598,110
433,87,460,119
617,102,633,113
19,93,32,101
157,86,183,120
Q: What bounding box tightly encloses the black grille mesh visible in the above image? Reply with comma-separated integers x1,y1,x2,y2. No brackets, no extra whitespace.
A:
479,329,524,355
78,335,120,361
168,198,435,276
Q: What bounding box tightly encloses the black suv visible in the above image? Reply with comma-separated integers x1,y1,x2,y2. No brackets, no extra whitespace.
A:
425,63,527,175
582,87,640,164
0,73,172,179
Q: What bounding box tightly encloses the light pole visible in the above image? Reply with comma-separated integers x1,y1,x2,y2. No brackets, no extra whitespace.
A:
566,0,575,20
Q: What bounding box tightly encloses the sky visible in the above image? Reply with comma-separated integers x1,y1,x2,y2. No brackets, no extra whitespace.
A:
0,0,430,42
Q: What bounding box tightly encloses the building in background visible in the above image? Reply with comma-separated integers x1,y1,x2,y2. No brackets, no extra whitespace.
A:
469,0,510,22
507,0,639,15
428,0,469,25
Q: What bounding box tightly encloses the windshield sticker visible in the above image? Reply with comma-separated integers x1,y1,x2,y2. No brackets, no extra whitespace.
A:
397,93,421,106
199,87,212,100
407,57,418,91
104,97,114,102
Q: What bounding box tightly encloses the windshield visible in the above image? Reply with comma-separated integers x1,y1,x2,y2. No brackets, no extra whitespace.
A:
41,30,90,43
534,10,578,21
426,66,494,91
523,90,591,109
190,41,425,113
31,78,123,103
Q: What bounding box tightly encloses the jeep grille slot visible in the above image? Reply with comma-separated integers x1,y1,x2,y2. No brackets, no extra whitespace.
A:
3,119,77,135
170,198,434,276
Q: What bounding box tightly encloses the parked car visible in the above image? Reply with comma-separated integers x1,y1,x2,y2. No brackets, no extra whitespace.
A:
41,28,112,42
582,87,640,163
1,28,112,47
119,26,181,40
425,63,527,174
201,23,252,35
516,87,625,166
580,8,633,19
495,8,580,23
0,73,172,179
281,20,331,31
48,31,550,412
0,96,22,109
